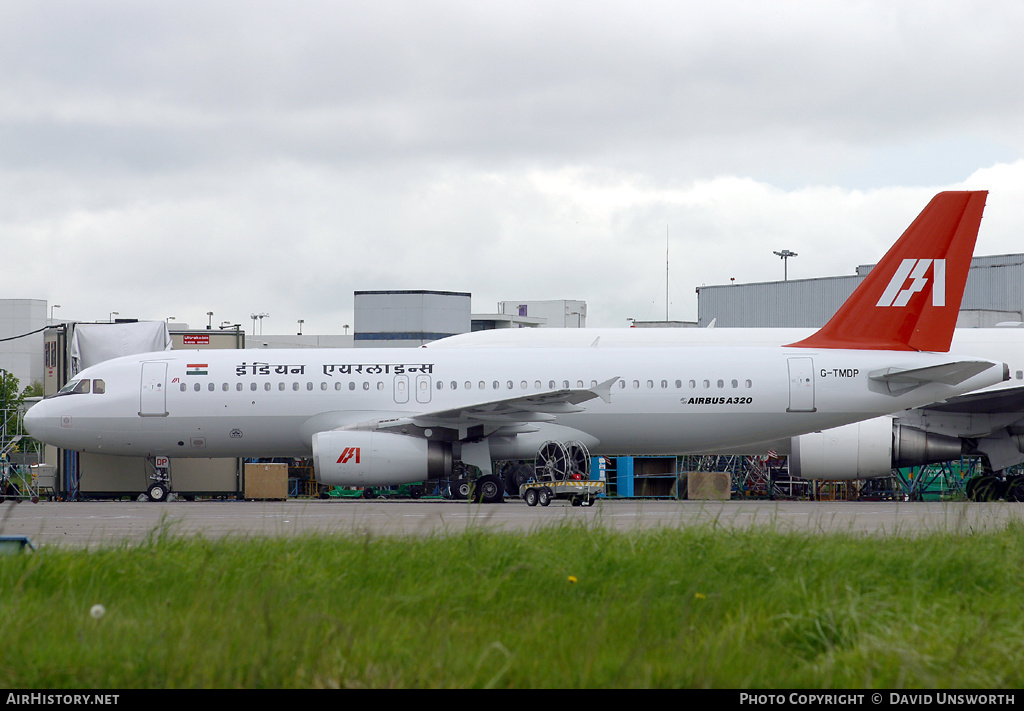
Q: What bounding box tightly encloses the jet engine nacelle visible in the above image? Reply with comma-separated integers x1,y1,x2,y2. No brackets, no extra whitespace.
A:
789,416,963,481
312,430,452,486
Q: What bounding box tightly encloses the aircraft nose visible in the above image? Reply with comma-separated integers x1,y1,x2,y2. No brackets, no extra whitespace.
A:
22,401,42,437
22,399,56,441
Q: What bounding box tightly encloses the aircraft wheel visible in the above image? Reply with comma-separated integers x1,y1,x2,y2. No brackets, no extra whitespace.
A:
524,488,539,506
966,475,1002,502
450,478,471,500
538,487,553,507
146,483,168,502
1005,476,1024,502
0,481,17,502
505,462,533,496
474,474,504,504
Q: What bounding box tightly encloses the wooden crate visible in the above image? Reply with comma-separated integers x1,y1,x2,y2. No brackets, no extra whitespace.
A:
685,471,732,500
244,463,288,500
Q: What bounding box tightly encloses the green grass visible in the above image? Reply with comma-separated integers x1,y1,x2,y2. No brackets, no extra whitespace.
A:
2,519,1024,688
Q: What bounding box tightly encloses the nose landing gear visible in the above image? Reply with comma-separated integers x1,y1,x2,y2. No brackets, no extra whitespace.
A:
143,456,172,502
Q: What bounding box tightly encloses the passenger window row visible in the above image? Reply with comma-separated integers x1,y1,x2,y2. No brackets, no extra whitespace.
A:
176,376,756,394
434,378,754,391
179,381,388,393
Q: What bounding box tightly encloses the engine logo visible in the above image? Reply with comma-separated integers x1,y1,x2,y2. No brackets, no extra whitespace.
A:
337,447,361,464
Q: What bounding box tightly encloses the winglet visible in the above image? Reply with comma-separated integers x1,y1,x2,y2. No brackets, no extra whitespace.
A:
788,191,987,352
591,377,619,404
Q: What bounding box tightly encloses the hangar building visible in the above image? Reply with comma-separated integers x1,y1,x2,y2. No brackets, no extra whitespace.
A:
696,253,1024,328
0,299,46,388
353,290,472,348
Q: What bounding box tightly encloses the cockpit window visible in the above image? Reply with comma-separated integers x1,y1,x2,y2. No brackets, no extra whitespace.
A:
58,379,89,395
56,378,105,396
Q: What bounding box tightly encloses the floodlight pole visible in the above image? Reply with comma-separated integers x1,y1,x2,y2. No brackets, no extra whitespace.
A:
773,250,798,281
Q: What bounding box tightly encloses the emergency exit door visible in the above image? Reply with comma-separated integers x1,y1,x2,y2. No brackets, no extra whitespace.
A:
416,374,432,404
394,375,410,404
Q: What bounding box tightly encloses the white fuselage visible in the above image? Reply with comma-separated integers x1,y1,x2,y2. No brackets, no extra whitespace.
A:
23,343,1006,461
431,326,1024,401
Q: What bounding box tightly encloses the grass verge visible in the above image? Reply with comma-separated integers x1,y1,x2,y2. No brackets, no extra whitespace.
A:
1,519,1023,688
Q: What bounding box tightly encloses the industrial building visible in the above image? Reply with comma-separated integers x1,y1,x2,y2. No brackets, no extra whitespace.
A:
0,299,46,388
696,253,1024,328
353,290,472,347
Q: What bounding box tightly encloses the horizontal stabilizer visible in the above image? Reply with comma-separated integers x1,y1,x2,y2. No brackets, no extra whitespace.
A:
921,383,1024,414
869,360,1002,393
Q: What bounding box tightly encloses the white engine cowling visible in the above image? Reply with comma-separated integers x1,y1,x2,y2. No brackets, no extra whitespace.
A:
790,416,963,480
312,430,452,486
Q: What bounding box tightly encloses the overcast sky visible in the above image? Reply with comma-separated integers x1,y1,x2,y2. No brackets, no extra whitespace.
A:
4,0,1024,334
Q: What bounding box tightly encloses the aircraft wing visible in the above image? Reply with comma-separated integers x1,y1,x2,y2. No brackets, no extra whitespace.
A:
374,377,619,438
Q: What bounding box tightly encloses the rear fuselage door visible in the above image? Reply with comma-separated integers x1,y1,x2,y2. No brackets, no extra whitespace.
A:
787,357,816,413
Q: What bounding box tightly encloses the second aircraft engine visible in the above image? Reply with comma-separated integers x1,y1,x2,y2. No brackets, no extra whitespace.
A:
789,416,963,480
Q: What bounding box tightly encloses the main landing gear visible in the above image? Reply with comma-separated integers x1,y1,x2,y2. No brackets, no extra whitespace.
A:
446,440,595,505
965,472,1024,502
447,472,505,504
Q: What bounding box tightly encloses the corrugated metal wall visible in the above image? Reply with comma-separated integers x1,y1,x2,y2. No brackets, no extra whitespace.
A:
697,254,1024,328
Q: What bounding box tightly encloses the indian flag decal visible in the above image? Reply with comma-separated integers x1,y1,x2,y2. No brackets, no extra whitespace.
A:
187,363,208,376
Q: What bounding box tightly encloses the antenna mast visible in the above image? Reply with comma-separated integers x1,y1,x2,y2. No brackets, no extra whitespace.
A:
665,226,670,321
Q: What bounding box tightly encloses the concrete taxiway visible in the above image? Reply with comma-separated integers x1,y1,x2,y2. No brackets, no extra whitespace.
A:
1,498,1023,548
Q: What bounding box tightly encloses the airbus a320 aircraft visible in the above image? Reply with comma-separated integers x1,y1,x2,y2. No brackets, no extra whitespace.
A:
24,191,1007,502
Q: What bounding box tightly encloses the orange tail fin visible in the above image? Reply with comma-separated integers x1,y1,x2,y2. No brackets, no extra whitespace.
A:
788,191,987,352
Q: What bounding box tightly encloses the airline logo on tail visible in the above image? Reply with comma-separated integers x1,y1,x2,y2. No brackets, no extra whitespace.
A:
876,258,946,308
336,447,361,464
